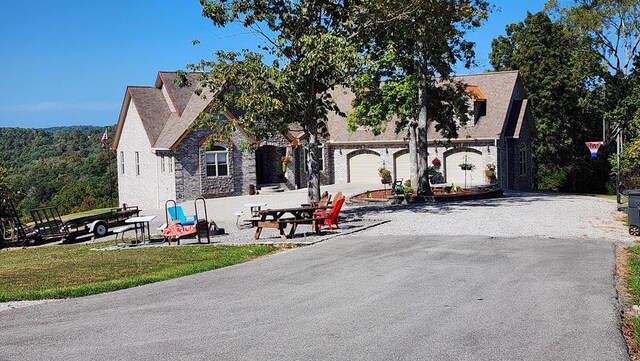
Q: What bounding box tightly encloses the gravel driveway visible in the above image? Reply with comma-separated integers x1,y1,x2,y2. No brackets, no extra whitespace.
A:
92,187,633,245
350,191,634,243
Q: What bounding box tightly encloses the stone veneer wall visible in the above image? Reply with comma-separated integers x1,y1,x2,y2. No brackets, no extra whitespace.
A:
174,129,256,201
506,124,534,191
295,145,332,187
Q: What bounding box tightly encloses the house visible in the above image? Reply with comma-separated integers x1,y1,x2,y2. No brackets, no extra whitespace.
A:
323,70,535,191
112,70,533,210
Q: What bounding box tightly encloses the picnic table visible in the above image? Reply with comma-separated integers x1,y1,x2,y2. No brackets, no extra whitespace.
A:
252,206,331,240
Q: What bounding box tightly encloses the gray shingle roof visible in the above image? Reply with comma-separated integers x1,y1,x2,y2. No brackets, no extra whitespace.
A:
326,70,524,143
153,88,217,149
114,72,224,151
127,86,171,146
156,72,200,116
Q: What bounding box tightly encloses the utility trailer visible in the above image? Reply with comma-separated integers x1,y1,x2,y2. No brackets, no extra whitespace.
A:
1,203,140,246
50,205,140,242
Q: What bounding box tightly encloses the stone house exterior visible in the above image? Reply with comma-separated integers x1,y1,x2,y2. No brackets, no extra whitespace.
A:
113,72,283,210
323,70,535,191
113,70,533,210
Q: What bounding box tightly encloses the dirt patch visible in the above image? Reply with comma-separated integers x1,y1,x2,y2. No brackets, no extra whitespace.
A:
351,187,500,202
616,244,640,360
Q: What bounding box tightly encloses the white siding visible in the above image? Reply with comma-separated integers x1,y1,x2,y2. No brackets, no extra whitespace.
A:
116,101,175,211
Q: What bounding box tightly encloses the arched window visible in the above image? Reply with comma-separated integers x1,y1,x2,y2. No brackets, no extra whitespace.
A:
519,144,527,176
206,146,229,177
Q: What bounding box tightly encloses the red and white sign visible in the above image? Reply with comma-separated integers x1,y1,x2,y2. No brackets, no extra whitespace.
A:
585,141,604,158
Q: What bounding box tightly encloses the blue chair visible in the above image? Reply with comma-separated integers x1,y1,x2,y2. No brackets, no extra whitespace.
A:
167,205,197,225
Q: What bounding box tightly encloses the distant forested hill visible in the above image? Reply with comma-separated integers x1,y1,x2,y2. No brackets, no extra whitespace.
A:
0,126,117,218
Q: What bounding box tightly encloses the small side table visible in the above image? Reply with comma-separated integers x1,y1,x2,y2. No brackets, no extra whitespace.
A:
125,215,157,244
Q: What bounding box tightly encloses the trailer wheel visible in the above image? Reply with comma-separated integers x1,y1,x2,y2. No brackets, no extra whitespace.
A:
631,226,640,237
93,222,109,238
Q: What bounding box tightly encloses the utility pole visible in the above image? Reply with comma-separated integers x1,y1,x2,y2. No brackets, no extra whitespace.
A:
603,118,623,209
616,129,622,207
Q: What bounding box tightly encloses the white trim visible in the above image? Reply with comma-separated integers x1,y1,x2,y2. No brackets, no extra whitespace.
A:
205,146,230,177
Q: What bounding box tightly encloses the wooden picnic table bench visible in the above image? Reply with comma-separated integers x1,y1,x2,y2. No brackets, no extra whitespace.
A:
253,206,331,240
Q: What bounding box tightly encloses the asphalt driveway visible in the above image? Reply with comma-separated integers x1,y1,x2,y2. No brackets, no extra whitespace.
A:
0,234,628,360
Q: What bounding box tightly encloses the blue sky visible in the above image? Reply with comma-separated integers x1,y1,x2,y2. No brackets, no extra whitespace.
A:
0,0,549,129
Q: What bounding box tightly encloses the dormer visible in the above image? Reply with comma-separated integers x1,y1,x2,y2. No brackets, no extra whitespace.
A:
465,85,487,124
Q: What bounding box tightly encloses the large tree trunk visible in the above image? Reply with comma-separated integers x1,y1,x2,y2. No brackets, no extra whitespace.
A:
409,122,418,191
306,121,321,203
416,54,433,196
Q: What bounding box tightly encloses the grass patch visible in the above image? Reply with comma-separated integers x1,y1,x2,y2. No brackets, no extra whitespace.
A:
592,194,629,204
0,242,281,301
60,207,113,221
625,246,640,347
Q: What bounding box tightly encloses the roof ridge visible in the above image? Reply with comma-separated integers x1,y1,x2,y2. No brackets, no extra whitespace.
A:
453,70,520,77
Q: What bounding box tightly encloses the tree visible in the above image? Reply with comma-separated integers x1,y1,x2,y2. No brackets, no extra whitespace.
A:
547,0,640,192
184,0,359,202
0,166,13,218
547,0,640,77
347,0,490,196
490,11,609,192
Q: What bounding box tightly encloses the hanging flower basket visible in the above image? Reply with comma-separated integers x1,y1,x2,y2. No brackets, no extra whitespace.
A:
378,167,392,184
459,163,475,171
281,155,292,172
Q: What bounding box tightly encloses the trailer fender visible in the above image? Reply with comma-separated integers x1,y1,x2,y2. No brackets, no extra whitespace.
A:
90,220,109,238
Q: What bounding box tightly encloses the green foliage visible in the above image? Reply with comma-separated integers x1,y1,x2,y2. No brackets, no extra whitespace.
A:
547,0,640,77
541,1,640,192
0,126,117,219
348,0,490,195
490,11,610,193
186,1,360,201
619,139,640,189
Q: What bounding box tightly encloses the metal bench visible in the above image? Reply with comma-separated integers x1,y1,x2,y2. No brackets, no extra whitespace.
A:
111,224,135,246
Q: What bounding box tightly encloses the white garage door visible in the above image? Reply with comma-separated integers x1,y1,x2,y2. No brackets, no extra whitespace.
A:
445,151,485,187
394,152,410,182
349,153,381,183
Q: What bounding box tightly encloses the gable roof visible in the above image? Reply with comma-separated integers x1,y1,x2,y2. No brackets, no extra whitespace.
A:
113,72,231,151
153,87,218,150
326,70,526,143
155,72,200,116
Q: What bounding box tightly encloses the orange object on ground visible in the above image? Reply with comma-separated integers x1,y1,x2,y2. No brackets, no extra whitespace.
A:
162,223,197,242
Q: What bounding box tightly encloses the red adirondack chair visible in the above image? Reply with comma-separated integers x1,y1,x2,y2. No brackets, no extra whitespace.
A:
314,197,345,231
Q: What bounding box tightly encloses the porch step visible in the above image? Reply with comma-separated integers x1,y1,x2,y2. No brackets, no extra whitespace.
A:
258,184,286,194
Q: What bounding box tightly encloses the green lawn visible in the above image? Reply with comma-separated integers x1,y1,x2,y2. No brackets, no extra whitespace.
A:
593,194,629,204
60,207,113,221
626,246,640,345
0,243,282,301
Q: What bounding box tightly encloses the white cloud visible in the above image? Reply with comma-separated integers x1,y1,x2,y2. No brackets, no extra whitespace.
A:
0,102,119,112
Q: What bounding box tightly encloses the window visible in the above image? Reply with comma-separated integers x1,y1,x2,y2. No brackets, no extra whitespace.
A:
206,146,229,177
305,143,324,171
135,151,140,176
120,151,125,174
519,144,527,176
161,154,166,173
169,156,173,173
